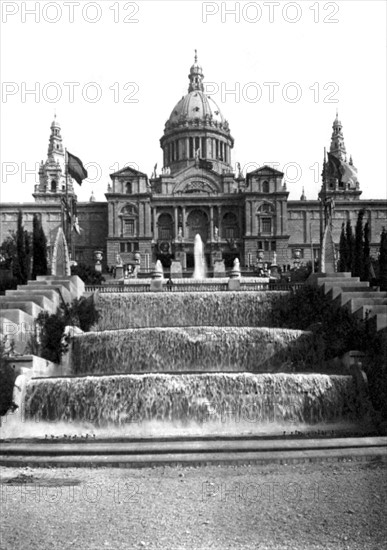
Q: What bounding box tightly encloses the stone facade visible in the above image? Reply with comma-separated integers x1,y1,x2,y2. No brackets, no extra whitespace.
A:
1,55,386,273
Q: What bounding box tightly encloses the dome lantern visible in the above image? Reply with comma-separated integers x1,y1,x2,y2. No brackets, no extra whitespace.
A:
188,49,204,92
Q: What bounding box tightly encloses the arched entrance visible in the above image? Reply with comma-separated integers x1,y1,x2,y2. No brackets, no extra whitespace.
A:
186,209,208,242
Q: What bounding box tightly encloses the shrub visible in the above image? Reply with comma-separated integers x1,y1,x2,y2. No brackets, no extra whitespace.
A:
32,295,100,363
0,339,18,417
271,285,368,360
271,285,387,418
362,329,387,420
0,276,18,295
71,263,105,285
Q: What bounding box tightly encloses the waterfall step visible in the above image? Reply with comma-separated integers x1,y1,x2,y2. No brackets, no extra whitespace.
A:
0,437,385,468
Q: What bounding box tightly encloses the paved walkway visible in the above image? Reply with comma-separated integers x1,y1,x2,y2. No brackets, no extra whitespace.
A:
1,460,386,549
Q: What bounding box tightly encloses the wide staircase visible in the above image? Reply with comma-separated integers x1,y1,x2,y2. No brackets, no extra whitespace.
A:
0,275,84,354
311,272,387,332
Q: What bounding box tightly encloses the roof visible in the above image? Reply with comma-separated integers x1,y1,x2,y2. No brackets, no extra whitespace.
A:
247,165,285,177
110,166,147,178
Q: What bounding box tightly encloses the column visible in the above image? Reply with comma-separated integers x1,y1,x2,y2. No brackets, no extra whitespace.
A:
174,206,179,239
207,137,212,159
210,205,214,241
152,208,157,240
182,206,186,237
218,205,222,238
145,203,151,237
186,137,189,159
246,202,251,236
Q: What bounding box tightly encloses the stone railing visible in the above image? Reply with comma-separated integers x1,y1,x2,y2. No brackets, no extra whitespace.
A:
85,281,304,293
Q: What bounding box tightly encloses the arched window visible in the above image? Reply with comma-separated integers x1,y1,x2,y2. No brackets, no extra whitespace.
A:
51,180,57,192
262,181,269,193
126,181,132,194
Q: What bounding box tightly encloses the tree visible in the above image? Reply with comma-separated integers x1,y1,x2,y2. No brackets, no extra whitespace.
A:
338,223,347,272
14,211,31,285
345,220,355,273
363,220,371,282
353,209,365,278
32,214,48,279
0,233,16,271
379,227,387,291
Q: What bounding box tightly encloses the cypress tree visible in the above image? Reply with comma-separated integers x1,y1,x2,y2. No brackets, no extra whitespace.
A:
338,223,347,272
14,211,28,285
363,221,371,282
353,209,365,278
345,220,355,273
32,214,48,279
379,227,387,291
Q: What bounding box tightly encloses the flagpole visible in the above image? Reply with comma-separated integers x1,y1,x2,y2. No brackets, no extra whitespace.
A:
65,148,72,259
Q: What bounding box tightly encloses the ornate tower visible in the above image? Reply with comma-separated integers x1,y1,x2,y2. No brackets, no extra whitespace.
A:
33,116,75,203
319,112,361,203
330,111,347,161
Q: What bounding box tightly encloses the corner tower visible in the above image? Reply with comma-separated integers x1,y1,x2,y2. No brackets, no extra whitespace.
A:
160,51,234,176
33,116,75,203
319,112,361,202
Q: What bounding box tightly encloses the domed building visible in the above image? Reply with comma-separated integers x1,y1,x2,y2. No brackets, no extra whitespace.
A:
105,52,292,271
1,53,386,274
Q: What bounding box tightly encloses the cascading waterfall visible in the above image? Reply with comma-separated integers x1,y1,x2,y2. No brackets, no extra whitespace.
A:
93,292,285,330
12,275,366,436
71,327,311,375
25,373,359,426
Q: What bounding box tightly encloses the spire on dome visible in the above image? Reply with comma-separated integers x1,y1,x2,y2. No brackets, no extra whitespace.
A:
300,186,306,201
188,50,204,93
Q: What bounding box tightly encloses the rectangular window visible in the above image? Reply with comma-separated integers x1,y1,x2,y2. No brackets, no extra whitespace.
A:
124,220,135,236
120,242,125,253
258,241,263,250
261,218,272,234
264,241,270,251
225,227,234,239
160,228,172,240
271,241,276,251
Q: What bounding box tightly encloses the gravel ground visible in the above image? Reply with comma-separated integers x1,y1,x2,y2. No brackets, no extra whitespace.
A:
0,460,386,550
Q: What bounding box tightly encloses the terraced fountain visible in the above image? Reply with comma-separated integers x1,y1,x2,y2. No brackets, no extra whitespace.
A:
21,287,364,437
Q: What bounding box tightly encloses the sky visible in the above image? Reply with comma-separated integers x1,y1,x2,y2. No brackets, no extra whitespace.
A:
1,0,386,204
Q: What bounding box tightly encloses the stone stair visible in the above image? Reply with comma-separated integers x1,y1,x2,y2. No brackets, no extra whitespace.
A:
0,275,85,354
312,273,387,332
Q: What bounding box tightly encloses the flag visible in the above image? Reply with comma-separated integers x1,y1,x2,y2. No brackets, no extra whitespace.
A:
341,162,358,187
67,151,88,185
327,152,344,181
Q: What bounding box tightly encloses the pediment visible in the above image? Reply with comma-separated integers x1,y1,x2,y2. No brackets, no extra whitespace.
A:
248,165,284,177
110,166,147,179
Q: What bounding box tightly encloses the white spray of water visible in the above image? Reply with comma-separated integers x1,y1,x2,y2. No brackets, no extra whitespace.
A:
193,234,207,279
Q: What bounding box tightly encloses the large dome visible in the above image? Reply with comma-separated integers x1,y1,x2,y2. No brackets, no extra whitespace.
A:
160,52,234,175
167,91,226,127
